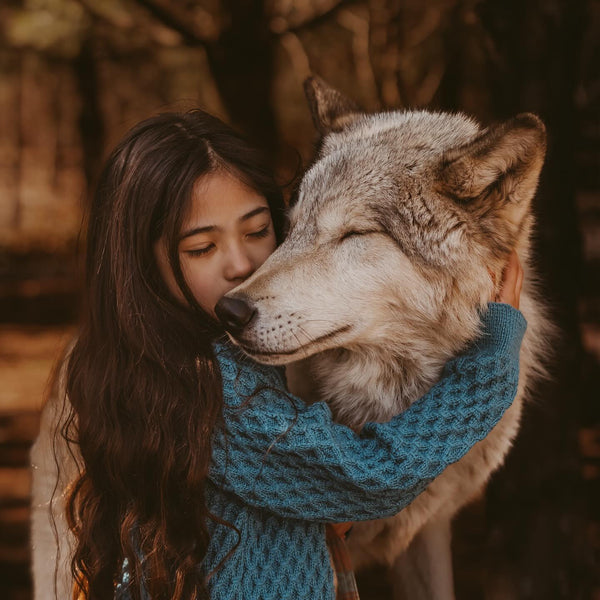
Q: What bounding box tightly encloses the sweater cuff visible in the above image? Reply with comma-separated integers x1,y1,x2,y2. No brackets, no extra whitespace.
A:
475,302,527,357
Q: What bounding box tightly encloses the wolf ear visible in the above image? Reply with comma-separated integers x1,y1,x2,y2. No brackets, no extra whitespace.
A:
439,113,546,234
303,76,362,135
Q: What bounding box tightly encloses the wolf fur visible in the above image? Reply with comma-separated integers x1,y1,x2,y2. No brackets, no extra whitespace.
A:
221,77,552,598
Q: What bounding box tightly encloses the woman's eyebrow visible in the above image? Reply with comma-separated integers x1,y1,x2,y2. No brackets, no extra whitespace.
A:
179,224,216,240
239,206,269,222
179,206,270,241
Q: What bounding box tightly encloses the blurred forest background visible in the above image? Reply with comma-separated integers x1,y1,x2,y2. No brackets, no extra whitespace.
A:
0,0,599,598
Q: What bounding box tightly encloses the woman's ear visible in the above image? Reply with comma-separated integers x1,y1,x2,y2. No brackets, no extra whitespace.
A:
303,76,362,135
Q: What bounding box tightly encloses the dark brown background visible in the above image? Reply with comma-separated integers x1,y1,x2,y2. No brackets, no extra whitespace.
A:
1,0,599,598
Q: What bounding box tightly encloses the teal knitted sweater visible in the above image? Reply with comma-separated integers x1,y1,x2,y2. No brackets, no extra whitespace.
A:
117,302,526,600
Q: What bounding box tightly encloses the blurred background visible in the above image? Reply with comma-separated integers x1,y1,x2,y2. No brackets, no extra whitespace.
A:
0,0,598,598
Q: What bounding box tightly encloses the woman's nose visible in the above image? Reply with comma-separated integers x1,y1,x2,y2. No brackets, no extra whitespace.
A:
223,244,254,281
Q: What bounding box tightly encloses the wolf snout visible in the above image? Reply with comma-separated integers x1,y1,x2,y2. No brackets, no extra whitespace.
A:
214,296,256,332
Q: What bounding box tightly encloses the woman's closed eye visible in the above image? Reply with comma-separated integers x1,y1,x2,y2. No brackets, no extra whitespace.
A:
247,225,271,239
185,226,270,257
186,244,215,257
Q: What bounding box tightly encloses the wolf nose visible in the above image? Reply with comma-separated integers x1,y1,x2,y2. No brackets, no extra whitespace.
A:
214,296,256,332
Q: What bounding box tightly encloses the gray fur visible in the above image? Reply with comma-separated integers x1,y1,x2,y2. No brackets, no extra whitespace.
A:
226,77,553,598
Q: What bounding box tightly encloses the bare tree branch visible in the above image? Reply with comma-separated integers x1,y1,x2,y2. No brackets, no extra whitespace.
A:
279,32,312,80
77,0,135,30
336,6,380,108
133,0,219,45
269,0,361,35
108,0,362,45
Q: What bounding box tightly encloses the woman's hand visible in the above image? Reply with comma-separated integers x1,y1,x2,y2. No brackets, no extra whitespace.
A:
492,251,524,310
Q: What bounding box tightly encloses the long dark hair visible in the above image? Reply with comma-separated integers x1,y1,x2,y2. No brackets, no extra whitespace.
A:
64,110,285,600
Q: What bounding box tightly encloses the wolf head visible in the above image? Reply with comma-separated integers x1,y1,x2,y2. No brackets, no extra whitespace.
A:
217,77,546,370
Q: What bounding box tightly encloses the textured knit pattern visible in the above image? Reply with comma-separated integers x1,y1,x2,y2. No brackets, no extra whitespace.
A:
117,302,527,600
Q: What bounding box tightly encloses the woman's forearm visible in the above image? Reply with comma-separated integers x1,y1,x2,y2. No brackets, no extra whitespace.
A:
209,302,526,521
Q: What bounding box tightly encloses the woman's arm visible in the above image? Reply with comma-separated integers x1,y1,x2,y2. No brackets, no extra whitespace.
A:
209,301,526,522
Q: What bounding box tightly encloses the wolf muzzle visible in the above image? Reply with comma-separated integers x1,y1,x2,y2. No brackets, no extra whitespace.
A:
215,296,256,332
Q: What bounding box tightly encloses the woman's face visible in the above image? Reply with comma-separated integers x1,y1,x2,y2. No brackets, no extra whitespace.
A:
155,170,277,317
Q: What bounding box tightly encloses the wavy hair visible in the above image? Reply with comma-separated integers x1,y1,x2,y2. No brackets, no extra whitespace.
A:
64,110,285,599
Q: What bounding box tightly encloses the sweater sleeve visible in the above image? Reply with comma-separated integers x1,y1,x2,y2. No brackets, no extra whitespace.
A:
209,302,526,522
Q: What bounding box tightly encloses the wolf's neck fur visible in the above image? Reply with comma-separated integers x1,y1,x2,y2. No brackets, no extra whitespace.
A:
307,346,449,430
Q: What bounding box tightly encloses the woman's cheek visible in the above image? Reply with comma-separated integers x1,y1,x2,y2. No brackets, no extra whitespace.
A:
181,259,215,308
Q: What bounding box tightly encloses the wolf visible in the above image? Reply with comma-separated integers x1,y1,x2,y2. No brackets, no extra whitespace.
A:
214,77,552,598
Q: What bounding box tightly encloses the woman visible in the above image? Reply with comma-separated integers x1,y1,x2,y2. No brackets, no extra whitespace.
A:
32,109,525,600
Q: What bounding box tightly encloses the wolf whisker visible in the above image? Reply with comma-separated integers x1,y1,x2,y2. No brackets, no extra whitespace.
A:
290,328,310,360
298,318,340,326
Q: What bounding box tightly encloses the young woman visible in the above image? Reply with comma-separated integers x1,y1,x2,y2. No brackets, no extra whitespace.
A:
50,109,525,600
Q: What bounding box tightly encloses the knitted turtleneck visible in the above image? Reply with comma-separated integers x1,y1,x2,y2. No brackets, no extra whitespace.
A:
117,302,526,600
